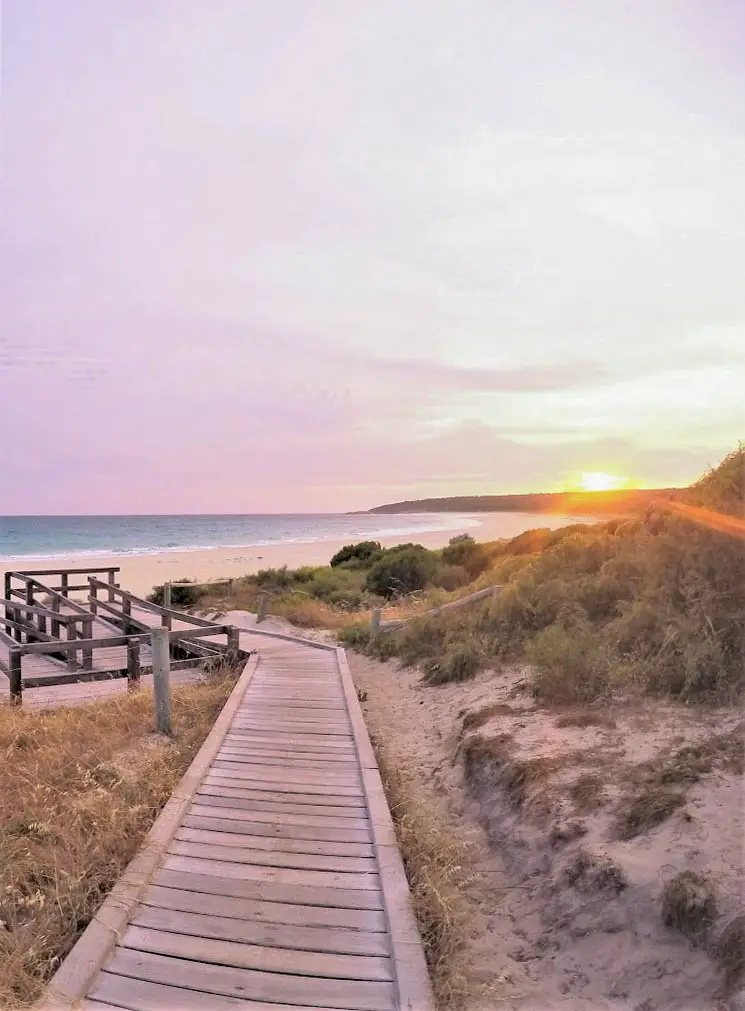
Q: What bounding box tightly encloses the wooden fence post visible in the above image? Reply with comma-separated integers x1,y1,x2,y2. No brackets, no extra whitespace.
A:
151,627,172,735
127,639,141,690
371,608,381,636
163,582,172,609
61,573,69,598
257,593,269,623
51,596,61,638
82,618,93,670
89,578,98,615
107,569,117,601
3,572,11,636
122,596,131,634
66,622,78,670
227,626,240,658
9,649,21,706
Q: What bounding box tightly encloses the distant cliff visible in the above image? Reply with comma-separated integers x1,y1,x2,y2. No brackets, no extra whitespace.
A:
367,488,680,516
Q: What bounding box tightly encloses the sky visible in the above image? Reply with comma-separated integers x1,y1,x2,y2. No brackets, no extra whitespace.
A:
1,0,743,514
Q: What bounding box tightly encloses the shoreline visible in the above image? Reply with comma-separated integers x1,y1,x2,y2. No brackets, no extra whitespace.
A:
0,512,588,598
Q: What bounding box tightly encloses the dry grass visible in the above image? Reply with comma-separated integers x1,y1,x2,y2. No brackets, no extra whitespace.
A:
0,661,242,1008
459,703,530,735
660,870,717,946
554,709,617,730
561,849,628,894
711,912,745,991
612,785,687,840
569,772,607,813
371,734,473,1009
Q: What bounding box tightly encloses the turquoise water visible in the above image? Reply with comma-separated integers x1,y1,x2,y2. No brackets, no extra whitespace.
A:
0,513,486,560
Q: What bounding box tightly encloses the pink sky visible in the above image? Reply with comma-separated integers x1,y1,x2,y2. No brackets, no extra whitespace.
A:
1,0,743,513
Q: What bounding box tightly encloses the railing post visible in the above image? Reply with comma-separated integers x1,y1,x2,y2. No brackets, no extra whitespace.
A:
9,649,22,706
66,621,78,670
3,572,11,635
227,626,240,658
25,580,34,628
151,627,172,735
108,570,116,602
51,596,61,638
127,639,141,690
89,577,98,615
161,611,172,631
257,593,269,623
163,582,172,609
122,595,131,634
82,618,93,670
371,608,381,636
61,572,69,598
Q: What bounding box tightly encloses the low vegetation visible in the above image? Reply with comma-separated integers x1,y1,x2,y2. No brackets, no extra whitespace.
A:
346,447,745,706
0,660,243,1008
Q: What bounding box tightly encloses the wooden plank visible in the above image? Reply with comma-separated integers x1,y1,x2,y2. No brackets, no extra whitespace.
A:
39,656,260,1009
175,826,374,858
216,749,361,770
132,904,389,958
335,646,435,1010
154,868,383,910
167,839,377,874
210,760,360,785
100,948,395,1011
122,924,392,980
203,774,364,798
161,853,379,891
229,722,352,738
197,784,366,815
224,731,354,750
88,972,346,1011
217,743,357,761
141,883,386,932
183,814,372,844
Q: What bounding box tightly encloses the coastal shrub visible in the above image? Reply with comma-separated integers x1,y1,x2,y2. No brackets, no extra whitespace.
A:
329,541,383,568
147,578,205,608
345,448,745,706
365,546,438,599
441,534,490,579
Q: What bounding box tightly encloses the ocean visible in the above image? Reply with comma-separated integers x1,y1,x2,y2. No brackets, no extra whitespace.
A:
0,513,488,561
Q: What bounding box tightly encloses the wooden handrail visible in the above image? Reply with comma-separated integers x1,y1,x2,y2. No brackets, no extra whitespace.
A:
16,566,121,577
88,577,218,627
17,624,236,656
0,597,72,623
377,584,502,634
7,573,91,614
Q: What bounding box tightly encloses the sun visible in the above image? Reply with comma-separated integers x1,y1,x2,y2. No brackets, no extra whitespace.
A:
580,471,626,493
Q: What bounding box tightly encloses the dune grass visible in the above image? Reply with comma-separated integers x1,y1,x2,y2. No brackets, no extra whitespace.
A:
346,447,745,706
0,661,242,1008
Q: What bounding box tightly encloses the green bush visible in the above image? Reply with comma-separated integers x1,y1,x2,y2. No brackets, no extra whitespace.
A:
441,534,490,578
364,546,438,599
329,541,383,568
147,579,205,608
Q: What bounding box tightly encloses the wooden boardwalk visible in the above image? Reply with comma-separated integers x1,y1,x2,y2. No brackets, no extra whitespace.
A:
42,628,433,1011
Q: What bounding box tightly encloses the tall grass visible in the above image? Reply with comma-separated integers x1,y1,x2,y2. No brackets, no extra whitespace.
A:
348,448,745,704
0,663,242,1008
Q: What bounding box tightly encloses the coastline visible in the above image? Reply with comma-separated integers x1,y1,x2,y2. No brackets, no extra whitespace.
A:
0,512,586,598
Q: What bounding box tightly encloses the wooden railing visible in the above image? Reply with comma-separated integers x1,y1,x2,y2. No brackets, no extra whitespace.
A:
373,584,502,634
6,566,119,598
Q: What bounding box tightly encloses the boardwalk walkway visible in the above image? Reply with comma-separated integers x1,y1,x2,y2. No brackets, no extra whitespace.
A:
42,628,433,1011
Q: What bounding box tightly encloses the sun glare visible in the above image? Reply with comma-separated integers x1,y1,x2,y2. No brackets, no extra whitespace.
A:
580,472,626,493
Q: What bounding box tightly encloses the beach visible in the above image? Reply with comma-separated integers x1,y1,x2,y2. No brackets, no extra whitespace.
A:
0,512,584,598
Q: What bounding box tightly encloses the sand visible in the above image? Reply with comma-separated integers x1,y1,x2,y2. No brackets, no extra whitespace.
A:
350,653,744,1010
0,512,578,598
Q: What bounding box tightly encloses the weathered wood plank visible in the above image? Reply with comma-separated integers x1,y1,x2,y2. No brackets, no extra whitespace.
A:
203,773,364,798
88,972,344,1011
141,883,386,932
131,904,389,958
183,814,372,844
197,784,366,815
210,759,360,785
121,924,393,981
167,839,377,873
161,853,379,892
100,948,396,1011
175,825,374,858
154,867,383,910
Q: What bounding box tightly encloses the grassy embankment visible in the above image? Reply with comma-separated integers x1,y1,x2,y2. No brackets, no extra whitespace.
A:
0,661,243,1009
